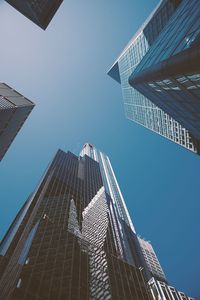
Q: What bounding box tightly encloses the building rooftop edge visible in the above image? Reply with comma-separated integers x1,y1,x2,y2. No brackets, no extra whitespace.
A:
107,0,164,74
1,82,36,106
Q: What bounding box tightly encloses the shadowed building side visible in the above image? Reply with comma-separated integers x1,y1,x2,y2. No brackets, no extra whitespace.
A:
5,0,63,30
0,83,34,161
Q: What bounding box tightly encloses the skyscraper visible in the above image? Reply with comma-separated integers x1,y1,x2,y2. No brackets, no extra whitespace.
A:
80,144,196,300
0,83,34,161
0,144,195,299
0,148,152,300
5,0,63,30
80,143,137,266
108,0,200,154
80,144,195,300
129,0,200,143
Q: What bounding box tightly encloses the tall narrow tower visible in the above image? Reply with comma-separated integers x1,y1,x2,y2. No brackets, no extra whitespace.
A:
80,143,139,267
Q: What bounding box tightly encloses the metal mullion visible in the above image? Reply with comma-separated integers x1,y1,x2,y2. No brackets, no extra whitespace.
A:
110,255,121,300
43,153,67,299
121,262,133,299
135,268,150,300
68,235,76,300
38,154,62,298
57,156,73,299
0,164,55,299
128,266,141,300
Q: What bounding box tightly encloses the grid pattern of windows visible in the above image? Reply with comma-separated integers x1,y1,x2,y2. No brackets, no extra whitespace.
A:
0,195,34,257
80,144,136,266
0,149,153,300
135,0,200,73
129,0,200,142
0,96,15,109
138,73,200,140
108,0,199,154
138,238,166,282
68,187,111,300
0,83,33,108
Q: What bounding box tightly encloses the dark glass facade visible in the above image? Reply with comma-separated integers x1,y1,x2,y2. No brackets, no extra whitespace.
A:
129,0,200,143
0,83,34,161
5,0,63,30
0,149,152,300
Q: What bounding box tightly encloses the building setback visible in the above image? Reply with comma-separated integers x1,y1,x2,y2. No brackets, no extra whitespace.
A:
80,143,138,266
5,0,63,30
79,144,196,300
0,148,152,300
108,0,200,154
138,237,166,282
0,145,195,299
0,83,34,161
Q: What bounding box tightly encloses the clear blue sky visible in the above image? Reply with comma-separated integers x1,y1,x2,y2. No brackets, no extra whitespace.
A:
0,0,199,298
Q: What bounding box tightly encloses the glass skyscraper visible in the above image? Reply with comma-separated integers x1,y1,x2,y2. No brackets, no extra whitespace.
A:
0,144,195,299
108,0,200,154
80,143,136,265
79,144,196,300
5,0,63,30
129,0,200,143
0,83,34,161
0,147,152,300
